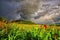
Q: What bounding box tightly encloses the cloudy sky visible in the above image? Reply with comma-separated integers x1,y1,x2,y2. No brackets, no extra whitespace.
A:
0,0,60,24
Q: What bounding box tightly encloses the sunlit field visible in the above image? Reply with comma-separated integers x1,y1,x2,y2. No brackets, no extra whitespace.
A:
0,21,60,40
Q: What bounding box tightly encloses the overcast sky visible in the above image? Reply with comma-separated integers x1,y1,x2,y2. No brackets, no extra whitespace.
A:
0,0,60,24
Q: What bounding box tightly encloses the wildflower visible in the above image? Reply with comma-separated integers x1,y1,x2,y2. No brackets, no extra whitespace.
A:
0,21,3,28
44,24,47,29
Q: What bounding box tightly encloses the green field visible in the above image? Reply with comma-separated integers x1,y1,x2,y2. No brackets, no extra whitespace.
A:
0,21,60,40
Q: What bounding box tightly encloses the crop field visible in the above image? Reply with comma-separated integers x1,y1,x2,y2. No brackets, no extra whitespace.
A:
0,21,60,40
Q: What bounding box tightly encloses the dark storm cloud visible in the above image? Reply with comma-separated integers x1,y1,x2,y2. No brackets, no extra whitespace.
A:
0,0,60,24
0,0,21,20
0,0,39,20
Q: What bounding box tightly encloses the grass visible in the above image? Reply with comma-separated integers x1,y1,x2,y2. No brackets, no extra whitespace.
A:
0,21,60,40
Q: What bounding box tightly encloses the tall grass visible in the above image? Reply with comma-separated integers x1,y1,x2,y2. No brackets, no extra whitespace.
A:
0,23,60,40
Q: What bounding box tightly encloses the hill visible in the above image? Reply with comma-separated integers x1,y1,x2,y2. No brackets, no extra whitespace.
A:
10,20,36,24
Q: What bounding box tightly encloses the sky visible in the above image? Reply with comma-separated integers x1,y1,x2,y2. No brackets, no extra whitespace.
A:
0,0,60,24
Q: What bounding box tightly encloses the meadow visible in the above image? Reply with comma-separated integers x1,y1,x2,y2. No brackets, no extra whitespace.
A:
0,21,60,40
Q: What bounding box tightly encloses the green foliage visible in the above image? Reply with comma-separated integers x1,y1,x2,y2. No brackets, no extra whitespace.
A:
0,24,60,40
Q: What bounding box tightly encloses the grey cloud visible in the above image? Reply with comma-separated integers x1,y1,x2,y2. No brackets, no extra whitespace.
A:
0,0,60,24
